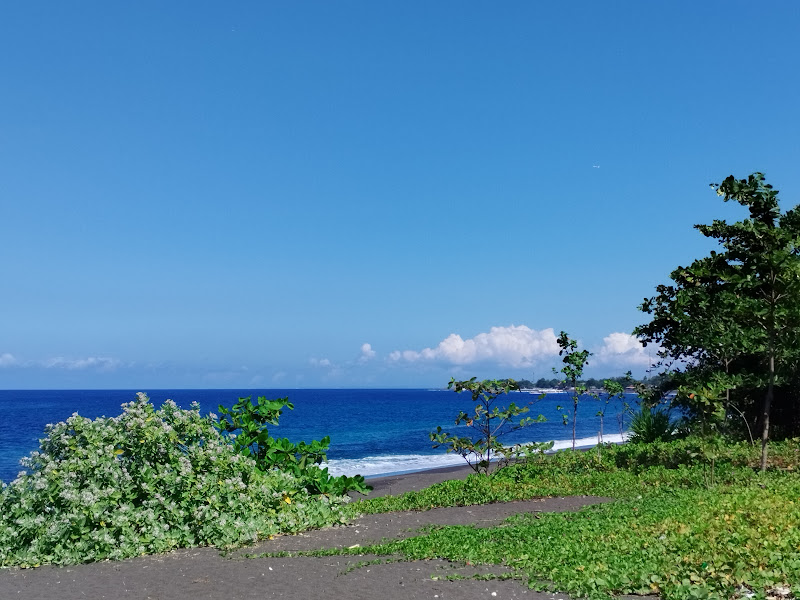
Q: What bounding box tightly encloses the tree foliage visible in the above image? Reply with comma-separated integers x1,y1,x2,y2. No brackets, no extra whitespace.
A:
554,332,591,450
430,378,548,475
635,173,800,469
216,395,369,496
594,375,629,443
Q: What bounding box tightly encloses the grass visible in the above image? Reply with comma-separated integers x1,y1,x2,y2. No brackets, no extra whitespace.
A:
323,440,800,599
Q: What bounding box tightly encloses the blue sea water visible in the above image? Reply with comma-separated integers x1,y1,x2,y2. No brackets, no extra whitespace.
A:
0,389,636,483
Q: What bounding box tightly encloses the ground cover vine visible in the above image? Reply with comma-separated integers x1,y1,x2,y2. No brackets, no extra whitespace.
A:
337,440,800,599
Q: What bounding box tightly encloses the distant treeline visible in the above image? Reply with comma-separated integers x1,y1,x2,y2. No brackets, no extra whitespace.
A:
513,374,667,391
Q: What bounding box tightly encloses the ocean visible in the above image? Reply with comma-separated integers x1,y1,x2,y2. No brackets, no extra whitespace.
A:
0,388,636,484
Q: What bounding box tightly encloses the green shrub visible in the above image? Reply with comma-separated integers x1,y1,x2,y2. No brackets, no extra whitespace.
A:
629,406,677,443
611,437,776,472
0,393,349,567
216,395,369,496
767,438,800,469
613,438,703,470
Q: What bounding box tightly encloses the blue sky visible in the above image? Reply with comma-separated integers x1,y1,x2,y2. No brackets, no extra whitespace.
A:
2,1,799,389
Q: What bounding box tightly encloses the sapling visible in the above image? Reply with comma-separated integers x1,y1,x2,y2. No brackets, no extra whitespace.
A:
554,332,591,450
593,373,630,443
430,377,548,475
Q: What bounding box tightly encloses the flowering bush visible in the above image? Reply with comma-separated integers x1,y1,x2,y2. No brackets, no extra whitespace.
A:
0,393,349,567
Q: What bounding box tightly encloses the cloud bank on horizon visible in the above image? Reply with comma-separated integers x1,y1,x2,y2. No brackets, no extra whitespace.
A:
388,325,654,373
389,325,559,368
0,353,18,368
0,325,657,386
0,354,122,371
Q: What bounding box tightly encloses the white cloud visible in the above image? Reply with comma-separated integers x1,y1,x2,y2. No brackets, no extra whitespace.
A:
0,353,17,367
593,333,655,368
389,325,560,368
42,356,121,371
309,357,332,368
358,343,376,363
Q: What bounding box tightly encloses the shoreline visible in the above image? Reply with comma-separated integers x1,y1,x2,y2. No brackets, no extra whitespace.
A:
358,463,476,498
327,432,628,480
356,437,630,499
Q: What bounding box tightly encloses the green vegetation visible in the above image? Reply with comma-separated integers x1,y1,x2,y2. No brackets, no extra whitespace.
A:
429,378,549,475
0,393,355,567
216,395,369,496
628,405,677,444
636,172,800,470
335,439,800,600
517,375,636,390
593,376,628,443
554,332,592,449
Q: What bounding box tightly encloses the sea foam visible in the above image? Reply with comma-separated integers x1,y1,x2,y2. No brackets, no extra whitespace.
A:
325,432,628,478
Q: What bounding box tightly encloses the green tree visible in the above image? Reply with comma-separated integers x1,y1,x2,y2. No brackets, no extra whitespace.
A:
430,378,547,474
554,332,591,450
585,377,602,389
516,378,535,390
636,173,800,470
535,377,560,388
635,251,751,432
594,375,629,443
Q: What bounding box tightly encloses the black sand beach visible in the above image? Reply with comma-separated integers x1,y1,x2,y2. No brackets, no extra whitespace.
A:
0,465,615,600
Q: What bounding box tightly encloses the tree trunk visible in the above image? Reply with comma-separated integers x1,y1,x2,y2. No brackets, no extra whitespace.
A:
761,351,775,472
572,395,577,450
761,281,779,473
